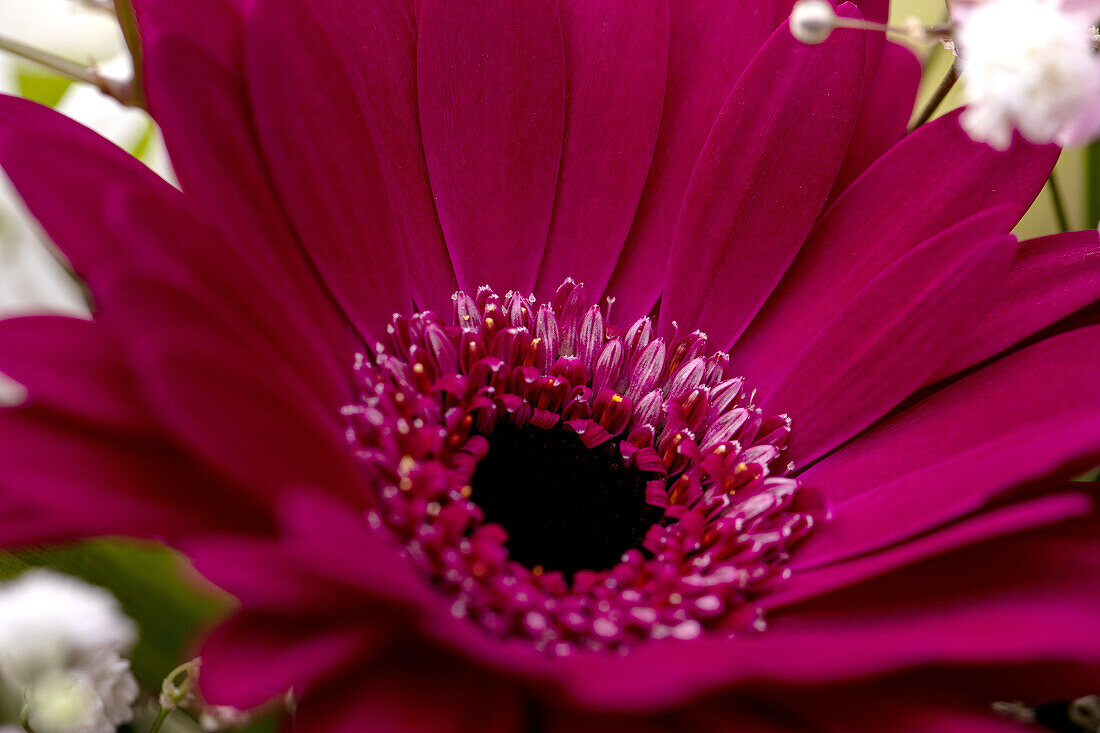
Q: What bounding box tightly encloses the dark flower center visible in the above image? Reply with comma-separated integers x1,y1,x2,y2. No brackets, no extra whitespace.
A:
471,422,663,577
343,279,819,654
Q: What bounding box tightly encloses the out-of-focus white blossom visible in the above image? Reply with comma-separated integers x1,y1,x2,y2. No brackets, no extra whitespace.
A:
0,570,139,731
954,0,1100,148
25,669,111,733
82,649,141,728
0,570,137,683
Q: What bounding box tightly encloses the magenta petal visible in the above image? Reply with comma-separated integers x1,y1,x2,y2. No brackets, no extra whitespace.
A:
418,0,565,293
769,490,1093,608
127,339,363,507
796,325,1100,566
698,676,1074,733
132,3,351,370
0,96,348,407
531,0,668,300
198,612,383,710
558,526,1100,713
932,229,1100,380
0,317,148,432
303,0,456,314
660,11,865,345
605,1,788,321
558,595,1100,712
183,493,438,614
244,0,412,338
0,409,259,542
294,656,524,733
762,225,1019,465
831,41,921,197
183,539,430,618
731,110,1057,393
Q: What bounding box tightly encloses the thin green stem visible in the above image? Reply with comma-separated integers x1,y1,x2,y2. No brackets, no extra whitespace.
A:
148,706,172,733
1047,170,1071,233
910,59,960,131
0,33,142,108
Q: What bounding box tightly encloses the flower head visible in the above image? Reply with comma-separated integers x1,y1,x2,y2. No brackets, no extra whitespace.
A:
0,0,1098,730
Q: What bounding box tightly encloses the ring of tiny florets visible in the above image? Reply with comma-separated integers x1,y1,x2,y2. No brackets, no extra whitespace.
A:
343,279,817,655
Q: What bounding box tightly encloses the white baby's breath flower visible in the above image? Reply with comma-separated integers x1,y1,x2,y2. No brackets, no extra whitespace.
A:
955,0,1100,148
0,571,139,732
82,649,140,728
0,569,137,685
24,669,111,733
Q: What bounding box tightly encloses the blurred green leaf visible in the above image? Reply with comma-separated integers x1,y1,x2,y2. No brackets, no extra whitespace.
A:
1086,139,1100,229
16,70,73,108
130,120,155,161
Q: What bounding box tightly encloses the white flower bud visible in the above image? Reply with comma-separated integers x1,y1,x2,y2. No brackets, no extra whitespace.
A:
790,0,838,44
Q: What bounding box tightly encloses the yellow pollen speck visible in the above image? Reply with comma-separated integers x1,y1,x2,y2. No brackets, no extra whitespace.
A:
714,445,729,456
669,593,683,604
460,485,473,498
485,317,495,329
532,565,545,576
399,477,413,492
398,455,417,475
462,314,471,321
426,502,441,517
531,337,541,347
412,363,425,375
611,394,624,404
734,462,750,474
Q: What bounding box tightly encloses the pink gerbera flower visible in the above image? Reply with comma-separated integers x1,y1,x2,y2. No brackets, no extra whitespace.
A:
1,0,1099,730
